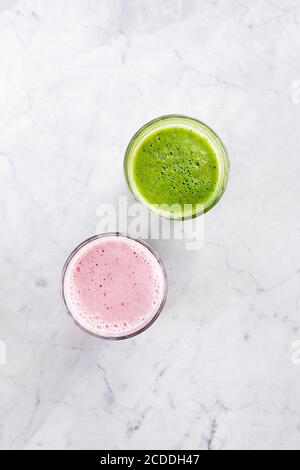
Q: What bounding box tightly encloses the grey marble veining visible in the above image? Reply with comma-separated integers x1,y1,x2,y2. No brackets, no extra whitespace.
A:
1,0,300,450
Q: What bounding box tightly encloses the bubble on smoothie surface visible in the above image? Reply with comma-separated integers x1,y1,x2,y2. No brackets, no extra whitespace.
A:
63,236,165,337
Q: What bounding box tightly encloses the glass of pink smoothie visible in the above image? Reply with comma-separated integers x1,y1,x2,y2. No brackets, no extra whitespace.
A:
61,233,168,340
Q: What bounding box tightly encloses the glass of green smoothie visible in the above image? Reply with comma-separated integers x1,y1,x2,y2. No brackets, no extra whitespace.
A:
124,115,229,220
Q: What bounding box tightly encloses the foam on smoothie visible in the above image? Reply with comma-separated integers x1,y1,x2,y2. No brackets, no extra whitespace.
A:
131,126,219,216
63,236,166,338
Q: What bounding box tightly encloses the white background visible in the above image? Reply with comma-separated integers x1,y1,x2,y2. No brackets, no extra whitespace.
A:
1,0,300,450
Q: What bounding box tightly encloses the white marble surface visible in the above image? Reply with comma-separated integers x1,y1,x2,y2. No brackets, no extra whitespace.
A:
1,0,300,450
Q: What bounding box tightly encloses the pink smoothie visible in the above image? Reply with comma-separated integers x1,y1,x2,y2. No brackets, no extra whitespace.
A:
62,235,167,338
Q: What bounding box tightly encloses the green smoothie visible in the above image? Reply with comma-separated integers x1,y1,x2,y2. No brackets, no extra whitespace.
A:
125,116,229,219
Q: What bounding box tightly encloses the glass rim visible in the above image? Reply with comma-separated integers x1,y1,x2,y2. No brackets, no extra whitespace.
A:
124,114,230,220
61,233,168,341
